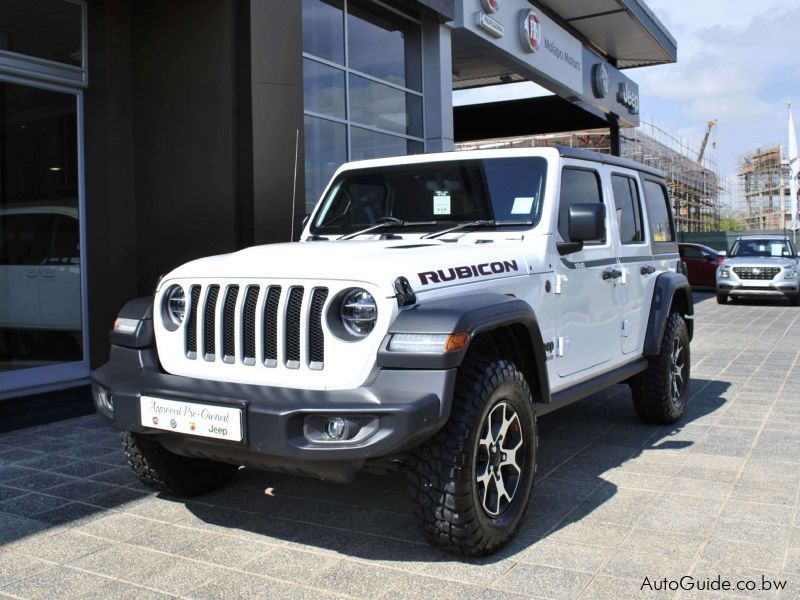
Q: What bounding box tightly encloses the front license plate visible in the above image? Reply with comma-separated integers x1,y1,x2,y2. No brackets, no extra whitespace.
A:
140,396,243,442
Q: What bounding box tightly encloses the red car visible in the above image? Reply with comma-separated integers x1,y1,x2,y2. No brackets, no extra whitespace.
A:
678,243,724,287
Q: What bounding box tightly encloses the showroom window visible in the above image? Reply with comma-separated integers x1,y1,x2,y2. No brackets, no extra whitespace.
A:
302,0,424,213
0,0,89,395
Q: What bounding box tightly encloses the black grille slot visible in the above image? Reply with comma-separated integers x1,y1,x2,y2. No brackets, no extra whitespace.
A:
203,285,220,360
222,285,239,362
732,266,780,280
186,285,201,358
308,288,328,367
242,286,259,363
285,287,304,366
263,286,281,365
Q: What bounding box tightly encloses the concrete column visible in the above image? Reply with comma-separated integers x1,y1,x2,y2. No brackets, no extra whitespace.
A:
422,21,453,152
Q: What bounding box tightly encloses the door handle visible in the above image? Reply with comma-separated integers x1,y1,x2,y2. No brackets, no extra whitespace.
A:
602,268,622,280
24,271,39,278
40,270,56,278
640,265,656,275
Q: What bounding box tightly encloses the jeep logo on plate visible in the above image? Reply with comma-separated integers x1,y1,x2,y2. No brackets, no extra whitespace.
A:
418,260,519,285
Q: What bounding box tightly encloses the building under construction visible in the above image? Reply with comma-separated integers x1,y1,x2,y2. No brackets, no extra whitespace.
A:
736,146,792,230
455,122,723,232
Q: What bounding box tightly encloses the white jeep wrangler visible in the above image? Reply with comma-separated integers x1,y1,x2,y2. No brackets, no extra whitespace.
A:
92,147,693,556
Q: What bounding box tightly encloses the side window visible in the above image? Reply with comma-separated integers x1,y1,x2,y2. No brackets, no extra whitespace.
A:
50,216,80,265
611,175,644,244
558,168,604,243
643,180,675,242
681,246,704,259
0,214,52,266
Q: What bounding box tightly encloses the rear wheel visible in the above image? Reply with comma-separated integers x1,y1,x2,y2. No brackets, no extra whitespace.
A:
407,357,537,556
630,312,690,424
122,431,238,497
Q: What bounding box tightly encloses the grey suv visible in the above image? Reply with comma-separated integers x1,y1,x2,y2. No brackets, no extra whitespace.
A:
716,235,799,305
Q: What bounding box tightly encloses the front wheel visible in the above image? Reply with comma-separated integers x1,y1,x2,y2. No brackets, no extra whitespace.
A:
716,293,727,304
407,357,537,556
629,312,690,424
122,431,238,497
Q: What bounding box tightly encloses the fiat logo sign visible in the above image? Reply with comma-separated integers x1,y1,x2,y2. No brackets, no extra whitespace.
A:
520,10,541,53
480,0,499,13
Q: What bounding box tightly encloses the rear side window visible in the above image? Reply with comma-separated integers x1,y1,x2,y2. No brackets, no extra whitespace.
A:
611,175,644,244
643,180,675,242
559,168,604,243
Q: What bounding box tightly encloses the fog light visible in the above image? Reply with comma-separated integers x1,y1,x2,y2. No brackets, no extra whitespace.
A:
324,417,348,440
92,383,114,414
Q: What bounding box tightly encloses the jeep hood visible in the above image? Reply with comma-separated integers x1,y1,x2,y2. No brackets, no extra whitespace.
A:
162,239,531,292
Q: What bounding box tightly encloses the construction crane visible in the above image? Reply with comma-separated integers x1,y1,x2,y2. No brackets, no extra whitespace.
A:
697,119,717,165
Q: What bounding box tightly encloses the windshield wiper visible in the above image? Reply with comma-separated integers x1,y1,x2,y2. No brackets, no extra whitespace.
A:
421,219,533,240
338,219,437,240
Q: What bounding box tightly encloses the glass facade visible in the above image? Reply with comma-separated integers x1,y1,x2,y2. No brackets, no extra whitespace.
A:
0,1,87,390
302,0,425,213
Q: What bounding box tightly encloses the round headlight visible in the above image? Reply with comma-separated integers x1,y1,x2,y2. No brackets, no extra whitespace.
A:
164,285,186,327
340,289,377,337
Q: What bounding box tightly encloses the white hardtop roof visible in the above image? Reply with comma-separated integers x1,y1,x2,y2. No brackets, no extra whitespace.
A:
334,147,560,176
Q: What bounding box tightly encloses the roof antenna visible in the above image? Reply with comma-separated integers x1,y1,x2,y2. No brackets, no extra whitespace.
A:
290,128,299,242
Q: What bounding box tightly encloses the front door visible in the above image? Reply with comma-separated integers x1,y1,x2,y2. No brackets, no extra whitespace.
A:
555,164,623,377
608,169,654,355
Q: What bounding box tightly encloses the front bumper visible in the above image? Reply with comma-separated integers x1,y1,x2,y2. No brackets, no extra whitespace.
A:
717,278,799,299
92,345,456,482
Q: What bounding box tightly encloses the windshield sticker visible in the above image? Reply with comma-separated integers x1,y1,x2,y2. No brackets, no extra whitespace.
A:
511,197,534,214
433,191,451,215
418,260,519,285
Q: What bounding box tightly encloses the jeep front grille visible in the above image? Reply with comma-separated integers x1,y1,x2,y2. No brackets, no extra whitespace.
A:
732,266,780,280
184,283,328,369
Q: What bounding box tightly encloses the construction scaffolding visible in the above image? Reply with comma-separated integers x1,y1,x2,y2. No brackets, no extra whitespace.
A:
455,121,723,232
735,146,791,230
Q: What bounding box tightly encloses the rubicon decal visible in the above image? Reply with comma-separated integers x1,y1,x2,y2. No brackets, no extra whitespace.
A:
418,260,519,285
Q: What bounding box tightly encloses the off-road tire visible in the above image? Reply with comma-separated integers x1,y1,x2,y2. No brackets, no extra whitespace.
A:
716,293,727,304
406,357,537,556
629,312,690,424
122,431,237,496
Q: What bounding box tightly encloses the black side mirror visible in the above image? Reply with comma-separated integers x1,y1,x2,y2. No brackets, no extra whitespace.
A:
557,203,606,255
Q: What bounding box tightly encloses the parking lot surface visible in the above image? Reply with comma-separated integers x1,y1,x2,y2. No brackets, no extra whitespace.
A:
0,292,799,599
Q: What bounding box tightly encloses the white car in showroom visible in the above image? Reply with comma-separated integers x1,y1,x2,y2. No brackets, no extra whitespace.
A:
0,205,81,331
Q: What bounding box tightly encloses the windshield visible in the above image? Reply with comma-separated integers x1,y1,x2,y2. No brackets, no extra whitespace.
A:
729,238,796,258
310,157,547,236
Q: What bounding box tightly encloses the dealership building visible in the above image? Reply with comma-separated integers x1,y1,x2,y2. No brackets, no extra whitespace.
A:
0,0,676,398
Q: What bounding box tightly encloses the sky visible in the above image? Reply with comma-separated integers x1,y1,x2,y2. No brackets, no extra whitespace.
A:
453,0,800,181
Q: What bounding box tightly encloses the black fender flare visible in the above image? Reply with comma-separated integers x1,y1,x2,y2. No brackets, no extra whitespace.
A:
109,297,155,348
643,272,694,356
377,293,551,404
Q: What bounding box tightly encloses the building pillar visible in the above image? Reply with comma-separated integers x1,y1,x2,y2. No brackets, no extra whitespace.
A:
609,118,621,157
248,0,304,244
422,20,453,152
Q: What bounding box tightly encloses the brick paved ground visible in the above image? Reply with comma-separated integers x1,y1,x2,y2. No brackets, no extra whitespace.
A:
0,292,799,599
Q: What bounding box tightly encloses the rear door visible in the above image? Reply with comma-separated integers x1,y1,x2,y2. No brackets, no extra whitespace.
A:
555,163,623,377
0,214,50,328
608,169,654,354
